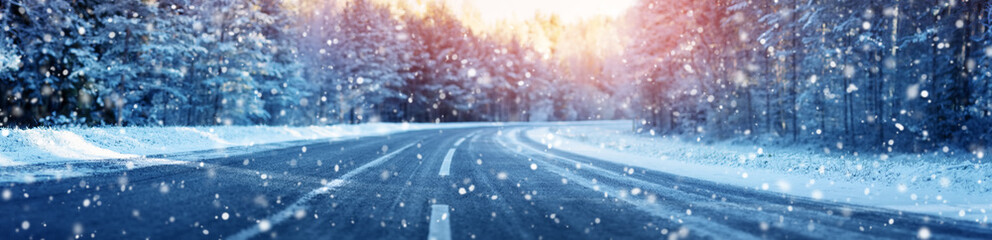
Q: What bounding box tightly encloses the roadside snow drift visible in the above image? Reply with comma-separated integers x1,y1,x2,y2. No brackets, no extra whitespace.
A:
0,122,499,182
524,123,992,223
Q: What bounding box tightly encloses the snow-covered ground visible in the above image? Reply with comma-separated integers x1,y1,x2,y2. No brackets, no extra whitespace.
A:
4,120,989,223
525,122,992,223
0,122,501,183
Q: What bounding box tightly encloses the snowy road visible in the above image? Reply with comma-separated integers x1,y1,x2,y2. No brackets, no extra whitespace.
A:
2,126,991,239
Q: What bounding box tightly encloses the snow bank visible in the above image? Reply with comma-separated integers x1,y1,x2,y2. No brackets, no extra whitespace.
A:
0,122,500,182
525,123,992,223
0,122,503,167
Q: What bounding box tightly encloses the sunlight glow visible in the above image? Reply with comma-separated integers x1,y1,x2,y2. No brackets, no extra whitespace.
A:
445,0,635,24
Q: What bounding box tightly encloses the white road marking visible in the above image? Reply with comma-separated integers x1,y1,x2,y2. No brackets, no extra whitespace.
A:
227,142,418,240
431,133,471,239
453,137,467,146
439,149,456,176
495,129,762,239
428,204,452,240
438,136,469,176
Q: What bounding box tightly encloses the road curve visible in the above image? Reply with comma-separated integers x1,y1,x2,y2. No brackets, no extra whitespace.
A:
1,126,990,239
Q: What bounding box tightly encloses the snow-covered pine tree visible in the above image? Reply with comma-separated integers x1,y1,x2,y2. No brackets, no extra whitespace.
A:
975,0,992,145
88,0,172,125
257,0,311,125
194,0,271,125
3,0,97,126
333,0,410,123
0,24,20,84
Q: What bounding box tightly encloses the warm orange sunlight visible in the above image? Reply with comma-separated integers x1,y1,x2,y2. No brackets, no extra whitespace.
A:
413,0,636,89
5,0,992,239
444,0,635,24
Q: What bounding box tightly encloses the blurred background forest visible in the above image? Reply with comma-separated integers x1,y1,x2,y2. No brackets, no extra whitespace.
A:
2,0,992,155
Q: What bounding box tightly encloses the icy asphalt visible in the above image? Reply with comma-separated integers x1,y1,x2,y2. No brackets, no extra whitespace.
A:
2,126,991,239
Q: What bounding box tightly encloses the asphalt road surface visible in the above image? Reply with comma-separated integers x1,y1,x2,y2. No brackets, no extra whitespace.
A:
2,126,991,239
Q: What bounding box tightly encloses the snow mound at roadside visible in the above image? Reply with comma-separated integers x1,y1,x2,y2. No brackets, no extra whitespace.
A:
0,122,497,167
526,123,992,223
